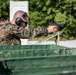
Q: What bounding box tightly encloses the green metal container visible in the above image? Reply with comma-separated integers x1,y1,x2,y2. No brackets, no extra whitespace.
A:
0,44,76,75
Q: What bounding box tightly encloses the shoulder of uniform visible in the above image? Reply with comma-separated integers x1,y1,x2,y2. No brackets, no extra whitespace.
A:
4,22,12,26
4,22,18,28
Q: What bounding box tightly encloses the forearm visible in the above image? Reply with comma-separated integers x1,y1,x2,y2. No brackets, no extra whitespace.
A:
29,28,48,38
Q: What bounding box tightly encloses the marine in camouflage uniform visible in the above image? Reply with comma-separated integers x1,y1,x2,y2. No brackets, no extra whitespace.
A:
0,22,48,45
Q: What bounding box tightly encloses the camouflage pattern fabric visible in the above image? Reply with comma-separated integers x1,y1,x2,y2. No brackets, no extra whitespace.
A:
0,22,48,45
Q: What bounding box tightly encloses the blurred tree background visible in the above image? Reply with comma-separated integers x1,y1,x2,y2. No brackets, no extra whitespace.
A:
0,0,76,40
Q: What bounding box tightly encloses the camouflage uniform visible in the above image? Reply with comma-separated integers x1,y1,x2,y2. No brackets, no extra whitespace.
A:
0,22,48,45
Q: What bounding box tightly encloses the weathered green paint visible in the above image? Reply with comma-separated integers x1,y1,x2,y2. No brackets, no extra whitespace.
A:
0,44,76,75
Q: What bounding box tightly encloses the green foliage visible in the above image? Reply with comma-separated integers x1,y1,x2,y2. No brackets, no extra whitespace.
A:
0,0,76,40
28,0,76,40
54,12,67,23
29,11,47,28
0,0,9,18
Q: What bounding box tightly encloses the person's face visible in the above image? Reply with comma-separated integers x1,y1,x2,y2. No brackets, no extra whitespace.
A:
20,17,28,28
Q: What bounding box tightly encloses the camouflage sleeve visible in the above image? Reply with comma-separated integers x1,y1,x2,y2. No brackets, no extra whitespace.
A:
10,24,48,39
29,28,48,38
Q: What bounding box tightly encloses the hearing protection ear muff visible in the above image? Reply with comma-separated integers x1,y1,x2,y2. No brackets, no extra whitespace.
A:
15,12,28,26
15,17,23,26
